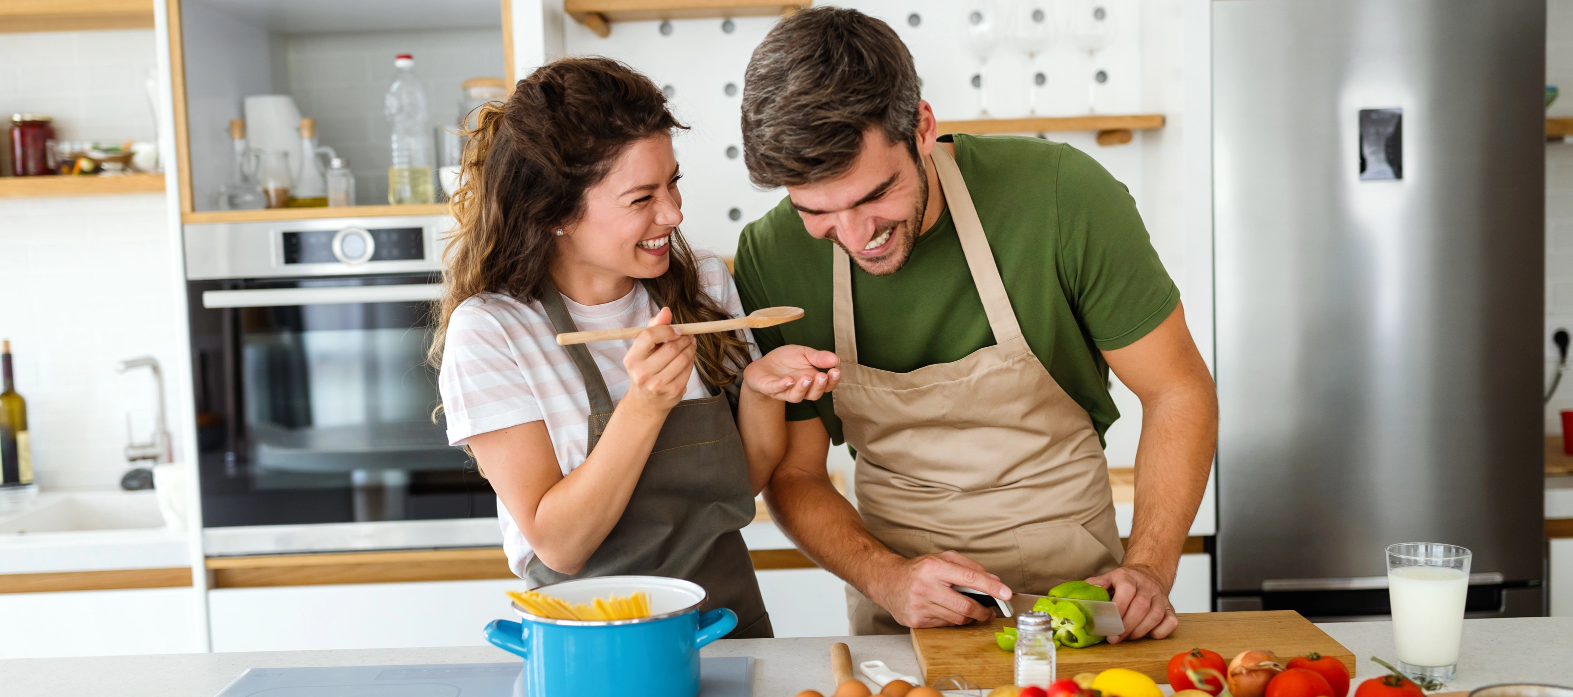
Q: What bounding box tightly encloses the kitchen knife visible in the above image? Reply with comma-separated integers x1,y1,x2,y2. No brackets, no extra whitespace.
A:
1007,592,1126,637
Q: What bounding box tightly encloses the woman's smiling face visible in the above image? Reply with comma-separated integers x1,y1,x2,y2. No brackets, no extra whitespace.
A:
557,133,684,287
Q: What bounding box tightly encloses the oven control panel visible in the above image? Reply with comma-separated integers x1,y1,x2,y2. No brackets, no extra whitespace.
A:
282,227,425,265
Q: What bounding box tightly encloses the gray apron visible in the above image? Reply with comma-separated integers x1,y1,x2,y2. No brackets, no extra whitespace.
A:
524,281,772,639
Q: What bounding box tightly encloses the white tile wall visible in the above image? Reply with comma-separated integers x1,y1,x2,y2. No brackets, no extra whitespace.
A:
0,30,161,146
0,195,187,491
0,31,183,492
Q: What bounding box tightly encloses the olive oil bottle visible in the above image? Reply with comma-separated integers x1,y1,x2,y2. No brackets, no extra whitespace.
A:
0,340,31,488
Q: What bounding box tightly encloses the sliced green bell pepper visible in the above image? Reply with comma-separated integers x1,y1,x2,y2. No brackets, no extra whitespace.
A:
1042,598,1103,648
995,626,1018,651
1047,580,1111,602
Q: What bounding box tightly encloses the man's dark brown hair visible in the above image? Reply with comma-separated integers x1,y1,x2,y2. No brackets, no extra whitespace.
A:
741,7,923,188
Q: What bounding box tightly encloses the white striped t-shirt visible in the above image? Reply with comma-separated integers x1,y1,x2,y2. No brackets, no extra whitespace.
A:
437,252,757,576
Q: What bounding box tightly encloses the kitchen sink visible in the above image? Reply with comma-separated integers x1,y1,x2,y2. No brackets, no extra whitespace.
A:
0,491,166,535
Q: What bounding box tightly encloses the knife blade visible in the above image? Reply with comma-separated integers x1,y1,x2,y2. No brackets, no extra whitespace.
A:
1007,593,1127,637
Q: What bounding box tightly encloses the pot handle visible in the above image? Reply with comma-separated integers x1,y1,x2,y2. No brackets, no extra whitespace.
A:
484,619,529,659
694,608,737,649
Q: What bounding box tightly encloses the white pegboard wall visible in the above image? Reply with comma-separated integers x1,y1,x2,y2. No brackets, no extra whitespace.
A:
559,0,1146,257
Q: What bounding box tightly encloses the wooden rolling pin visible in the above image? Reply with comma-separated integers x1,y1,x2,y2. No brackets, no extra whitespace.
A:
832,642,855,685
555,306,804,346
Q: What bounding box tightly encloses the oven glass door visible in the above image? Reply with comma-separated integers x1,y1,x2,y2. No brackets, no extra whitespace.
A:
188,273,494,526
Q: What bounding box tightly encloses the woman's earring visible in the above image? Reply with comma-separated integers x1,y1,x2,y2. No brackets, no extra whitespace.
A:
554,229,564,236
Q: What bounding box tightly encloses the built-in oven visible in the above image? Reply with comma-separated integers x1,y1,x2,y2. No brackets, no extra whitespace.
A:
185,215,495,539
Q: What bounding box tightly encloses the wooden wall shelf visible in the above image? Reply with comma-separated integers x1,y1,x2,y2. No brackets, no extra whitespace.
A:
565,0,809,38
0,0,155,34
938,114,1165,147
0,173,164,198
182,204,450,225
1549,118,1573,139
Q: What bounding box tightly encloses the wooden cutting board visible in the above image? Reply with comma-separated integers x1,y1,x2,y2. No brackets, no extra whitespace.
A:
911,611,1354,689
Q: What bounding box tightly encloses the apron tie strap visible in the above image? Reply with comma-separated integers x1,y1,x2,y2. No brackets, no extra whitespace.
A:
930,145,1026,345
538,278,616,421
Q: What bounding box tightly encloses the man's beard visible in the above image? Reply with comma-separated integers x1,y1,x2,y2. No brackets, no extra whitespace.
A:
831,153,929,277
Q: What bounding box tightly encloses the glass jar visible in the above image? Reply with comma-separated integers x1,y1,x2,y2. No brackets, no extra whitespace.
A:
326,157,356,207
1014,611,1057,689
9,114,55,176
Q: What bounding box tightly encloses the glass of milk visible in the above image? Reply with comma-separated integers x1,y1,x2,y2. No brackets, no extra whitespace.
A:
1386,542,1471,683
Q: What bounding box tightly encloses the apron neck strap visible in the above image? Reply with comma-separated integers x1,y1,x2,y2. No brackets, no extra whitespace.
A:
538,278,616,416
830,143,1025,362
931,144,1025,345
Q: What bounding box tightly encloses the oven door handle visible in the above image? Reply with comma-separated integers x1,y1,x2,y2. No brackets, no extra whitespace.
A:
201,283,444,309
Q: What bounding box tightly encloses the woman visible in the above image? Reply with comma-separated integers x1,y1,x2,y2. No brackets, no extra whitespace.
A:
432,57,838,639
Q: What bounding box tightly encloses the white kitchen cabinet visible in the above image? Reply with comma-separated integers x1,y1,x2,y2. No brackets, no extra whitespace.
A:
0,588,199,659
1171,553,1212,614
1553,538,1573,616
756,568,851,638
208,579,522,652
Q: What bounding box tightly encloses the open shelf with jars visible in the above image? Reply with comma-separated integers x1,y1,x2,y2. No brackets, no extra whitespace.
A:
937,114,1166,147
165,0,514,224
0,173,165,198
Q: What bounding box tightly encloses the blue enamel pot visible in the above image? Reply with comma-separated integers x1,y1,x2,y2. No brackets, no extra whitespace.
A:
484,575,736,697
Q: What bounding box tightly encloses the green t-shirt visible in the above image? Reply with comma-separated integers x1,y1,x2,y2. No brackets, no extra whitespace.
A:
732,134,1179,447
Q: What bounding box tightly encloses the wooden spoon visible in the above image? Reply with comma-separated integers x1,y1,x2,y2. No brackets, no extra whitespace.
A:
554,306,804,346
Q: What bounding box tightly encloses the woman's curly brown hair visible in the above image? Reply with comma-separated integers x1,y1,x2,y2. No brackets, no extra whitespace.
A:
430,57,751,389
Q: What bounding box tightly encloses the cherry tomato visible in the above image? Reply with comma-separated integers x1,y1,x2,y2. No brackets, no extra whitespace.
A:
1044,679,1085,697
1167,648,1228,696
1020,688,1049,697
1266,669,1335,697
1286,654,1350,697
1352,675,1423,697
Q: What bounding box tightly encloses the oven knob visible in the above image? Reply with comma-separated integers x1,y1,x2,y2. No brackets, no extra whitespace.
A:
331,227,375,264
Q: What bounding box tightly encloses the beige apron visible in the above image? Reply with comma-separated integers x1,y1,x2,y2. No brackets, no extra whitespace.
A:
835,144,1124,635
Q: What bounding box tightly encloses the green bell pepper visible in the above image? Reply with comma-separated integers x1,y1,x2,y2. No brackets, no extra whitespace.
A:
1025,581,1111,648
995,626,1018,651
1047,580,1112,602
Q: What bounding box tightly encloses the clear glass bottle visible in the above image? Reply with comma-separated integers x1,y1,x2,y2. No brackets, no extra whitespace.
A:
288,117,328,207
327,157,356,207
384,53,434,205
1014,611,1057,689
219,120,265,211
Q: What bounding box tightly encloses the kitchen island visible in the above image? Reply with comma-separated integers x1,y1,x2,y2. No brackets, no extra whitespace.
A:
2,617,1568,697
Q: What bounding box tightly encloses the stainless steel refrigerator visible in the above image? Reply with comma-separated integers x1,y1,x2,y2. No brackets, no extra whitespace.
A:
1213,0,1547,618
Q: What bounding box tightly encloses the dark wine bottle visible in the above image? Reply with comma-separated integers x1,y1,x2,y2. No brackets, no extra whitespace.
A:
0,340,31,487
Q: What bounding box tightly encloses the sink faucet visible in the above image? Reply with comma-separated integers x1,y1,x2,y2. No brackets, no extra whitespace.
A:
118,356,171,465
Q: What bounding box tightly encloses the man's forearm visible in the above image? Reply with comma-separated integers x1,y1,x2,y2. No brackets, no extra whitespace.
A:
763,423,901,597
1123,383,1217,590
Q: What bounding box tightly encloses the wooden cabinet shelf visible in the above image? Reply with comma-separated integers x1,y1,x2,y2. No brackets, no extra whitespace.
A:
0,173,164,198
565,0,809,37
938,114,1166,146
1549,118,1573,139
0,0,155,34
181,204,451,225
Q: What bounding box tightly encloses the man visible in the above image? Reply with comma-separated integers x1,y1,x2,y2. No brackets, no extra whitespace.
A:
732,7,1218,639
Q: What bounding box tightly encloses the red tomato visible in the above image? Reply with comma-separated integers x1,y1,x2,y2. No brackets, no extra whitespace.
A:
1044,680,1085,697
1286,654,1351,697
1267,669,1335,697
1167,648,1228,696
1352,675,1424,697
1020,688,1049,697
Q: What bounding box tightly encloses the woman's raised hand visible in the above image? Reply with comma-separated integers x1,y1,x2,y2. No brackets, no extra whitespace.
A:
744,346,841,403
620,307,696,414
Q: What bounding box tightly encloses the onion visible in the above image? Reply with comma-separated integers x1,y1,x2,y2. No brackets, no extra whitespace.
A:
1227,650,1285,697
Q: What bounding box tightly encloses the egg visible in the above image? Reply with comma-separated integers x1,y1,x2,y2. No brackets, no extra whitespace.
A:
795,692,825,697
833,680,873,697
907,688,944,697
882,680,914,697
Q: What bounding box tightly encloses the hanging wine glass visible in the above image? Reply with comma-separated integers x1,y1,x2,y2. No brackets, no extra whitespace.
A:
1068,0,1117,113
1012,0,1058,116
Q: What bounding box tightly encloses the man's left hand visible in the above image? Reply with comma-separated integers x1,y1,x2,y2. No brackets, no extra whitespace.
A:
1086,563,1178,643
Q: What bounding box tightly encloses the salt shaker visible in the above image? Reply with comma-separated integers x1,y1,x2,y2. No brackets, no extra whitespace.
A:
1014,611,1056,689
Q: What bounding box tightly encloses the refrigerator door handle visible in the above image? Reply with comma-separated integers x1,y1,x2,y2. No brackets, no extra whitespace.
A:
1262,572,1505,592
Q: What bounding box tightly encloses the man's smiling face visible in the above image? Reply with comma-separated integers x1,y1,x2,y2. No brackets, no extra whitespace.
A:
785,128,929,277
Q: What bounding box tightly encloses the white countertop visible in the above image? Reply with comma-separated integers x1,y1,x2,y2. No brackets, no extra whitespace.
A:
1,616,1566,697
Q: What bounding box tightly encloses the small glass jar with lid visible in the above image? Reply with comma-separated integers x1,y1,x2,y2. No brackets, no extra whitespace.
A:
9,114,56,176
